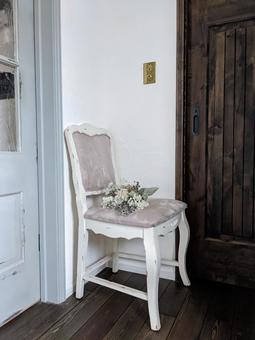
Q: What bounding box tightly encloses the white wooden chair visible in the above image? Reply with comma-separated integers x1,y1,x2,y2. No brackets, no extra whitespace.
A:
65,123,190,331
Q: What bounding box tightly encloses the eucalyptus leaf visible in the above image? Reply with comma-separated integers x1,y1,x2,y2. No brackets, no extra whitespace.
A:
141,187,158,200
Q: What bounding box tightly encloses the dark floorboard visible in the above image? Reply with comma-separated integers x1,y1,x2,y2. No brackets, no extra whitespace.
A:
0,268,254,340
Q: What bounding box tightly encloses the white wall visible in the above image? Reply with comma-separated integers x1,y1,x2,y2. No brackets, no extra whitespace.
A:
61,0,177,297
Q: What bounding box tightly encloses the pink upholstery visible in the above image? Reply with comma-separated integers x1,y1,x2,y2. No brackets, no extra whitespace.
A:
85,198,187,228
73,132,115,192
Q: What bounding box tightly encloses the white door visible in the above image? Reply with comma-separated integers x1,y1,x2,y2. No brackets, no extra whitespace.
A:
0,0,40,325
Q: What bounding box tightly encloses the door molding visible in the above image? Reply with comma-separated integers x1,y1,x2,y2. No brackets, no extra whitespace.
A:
176,0,188,201
34,0,66,303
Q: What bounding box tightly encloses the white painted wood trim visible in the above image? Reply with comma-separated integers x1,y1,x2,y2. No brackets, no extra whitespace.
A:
35,0,66,303
84,275,148,301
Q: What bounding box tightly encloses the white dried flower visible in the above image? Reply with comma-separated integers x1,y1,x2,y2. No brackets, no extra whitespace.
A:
102,181,158,216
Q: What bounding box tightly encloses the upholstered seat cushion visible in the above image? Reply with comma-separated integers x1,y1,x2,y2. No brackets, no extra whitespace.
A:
84,198,187,228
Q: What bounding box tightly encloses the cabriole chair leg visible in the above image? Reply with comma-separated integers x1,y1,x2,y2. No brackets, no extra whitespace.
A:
144,228,161,331
178,211,191,286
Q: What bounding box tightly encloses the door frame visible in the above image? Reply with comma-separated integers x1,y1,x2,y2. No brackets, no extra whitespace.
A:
176,0,188,201
34,0,66,303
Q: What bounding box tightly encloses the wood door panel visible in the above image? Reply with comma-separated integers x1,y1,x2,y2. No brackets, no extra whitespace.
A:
186,1,255,287
206,20,255,241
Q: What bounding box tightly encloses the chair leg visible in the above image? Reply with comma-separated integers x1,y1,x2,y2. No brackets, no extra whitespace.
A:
178,211,191,286
144,228,161,331
112,239,119,273
76,227,89,299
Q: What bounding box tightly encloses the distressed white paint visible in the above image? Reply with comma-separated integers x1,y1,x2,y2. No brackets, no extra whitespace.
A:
86,275,148,301
178,211,191,286
112,239,119,273
61,0,177,297
65,123,190,331
144,228,161,330
0,0,40,325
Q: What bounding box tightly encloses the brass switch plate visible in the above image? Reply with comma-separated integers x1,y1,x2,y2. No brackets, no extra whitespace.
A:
143,62,156,84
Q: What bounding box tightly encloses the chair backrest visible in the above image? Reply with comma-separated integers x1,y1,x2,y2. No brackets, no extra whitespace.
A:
65,123,117,216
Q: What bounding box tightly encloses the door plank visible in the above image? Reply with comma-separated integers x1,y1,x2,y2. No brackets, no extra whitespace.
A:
186,0,207,243
243,25,255,239
232,27,245,237
207,29,216,238
207,30,225,237
222,28,235,236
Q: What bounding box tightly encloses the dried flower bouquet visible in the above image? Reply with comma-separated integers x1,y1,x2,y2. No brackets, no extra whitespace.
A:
102,182,158,215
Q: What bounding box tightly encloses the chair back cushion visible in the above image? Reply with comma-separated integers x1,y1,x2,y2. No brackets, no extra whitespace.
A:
73,131,115,192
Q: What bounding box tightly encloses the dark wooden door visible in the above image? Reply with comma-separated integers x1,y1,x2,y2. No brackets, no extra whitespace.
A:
185,0,255,287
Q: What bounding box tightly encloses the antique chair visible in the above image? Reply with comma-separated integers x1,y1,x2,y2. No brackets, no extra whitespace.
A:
65,123,190,331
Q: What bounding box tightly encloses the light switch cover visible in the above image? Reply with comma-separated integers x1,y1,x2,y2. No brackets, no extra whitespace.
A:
143,62,156,84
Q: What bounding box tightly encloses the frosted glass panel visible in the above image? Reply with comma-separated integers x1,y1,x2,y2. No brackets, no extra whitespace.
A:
0,0,14,59
0,63,17,151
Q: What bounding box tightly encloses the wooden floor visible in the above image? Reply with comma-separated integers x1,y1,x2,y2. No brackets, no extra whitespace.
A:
0,268,255,340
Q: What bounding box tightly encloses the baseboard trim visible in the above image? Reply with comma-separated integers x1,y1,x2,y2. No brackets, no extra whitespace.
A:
115,257,176,281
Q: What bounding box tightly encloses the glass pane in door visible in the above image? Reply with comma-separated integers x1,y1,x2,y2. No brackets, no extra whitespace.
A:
0,63,17,151
0,0,14,60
